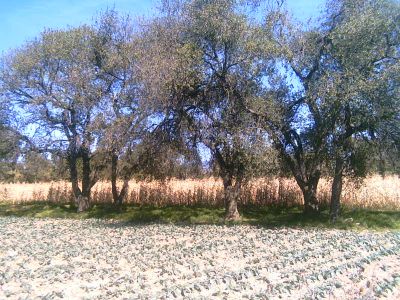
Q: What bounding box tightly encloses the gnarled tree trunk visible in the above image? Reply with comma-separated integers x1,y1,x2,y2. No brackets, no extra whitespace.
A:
78,147,91,212
223,176,241,221
330,155,344,223
76,195,90,213
297,173,320,215
275,136,322,215
302,185,319,214
68,151,81,200
111,152,129,206
67,143,91,213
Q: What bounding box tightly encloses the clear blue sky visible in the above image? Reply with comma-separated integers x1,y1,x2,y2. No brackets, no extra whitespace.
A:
0,0,325,54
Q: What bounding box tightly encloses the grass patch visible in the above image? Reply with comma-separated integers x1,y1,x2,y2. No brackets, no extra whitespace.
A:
0,201,399,230
240,205,400,230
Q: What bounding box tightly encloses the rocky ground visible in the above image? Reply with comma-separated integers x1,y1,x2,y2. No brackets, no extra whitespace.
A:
0,217,399,299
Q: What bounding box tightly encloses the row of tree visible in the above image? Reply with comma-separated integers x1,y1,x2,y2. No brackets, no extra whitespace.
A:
0,0,399,221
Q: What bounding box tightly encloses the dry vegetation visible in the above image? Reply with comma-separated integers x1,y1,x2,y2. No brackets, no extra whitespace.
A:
0,175,399,210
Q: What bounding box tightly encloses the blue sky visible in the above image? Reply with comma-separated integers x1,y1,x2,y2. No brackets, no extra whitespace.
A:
0,0,325,54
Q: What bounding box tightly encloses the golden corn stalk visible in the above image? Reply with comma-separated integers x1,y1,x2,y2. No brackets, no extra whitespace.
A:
0,176,399,210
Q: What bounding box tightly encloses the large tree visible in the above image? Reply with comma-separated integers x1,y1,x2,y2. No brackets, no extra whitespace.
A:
0,24,120,211
247,0,399,217
321,0,400,221
88,10,148,206
137,0,279,220
245,10,331,214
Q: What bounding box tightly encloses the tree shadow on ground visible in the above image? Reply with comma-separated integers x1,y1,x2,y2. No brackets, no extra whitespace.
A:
0,202,76,218
0,202,399,230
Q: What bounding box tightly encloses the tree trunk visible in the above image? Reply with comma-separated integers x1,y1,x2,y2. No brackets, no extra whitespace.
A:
330,155,344,223
223,176,241,221
302,185,319,214
299,174,320,215
78,147,91,212
118,179,130,206
67,148,88,212
67,151,81,200
111,153,119,204
278,142,322,215
111,152,130,206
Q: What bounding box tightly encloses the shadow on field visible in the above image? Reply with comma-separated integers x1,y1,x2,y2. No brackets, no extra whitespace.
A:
241,206,331,228
0,202,399,230
242,206,400,230
0,202,77,218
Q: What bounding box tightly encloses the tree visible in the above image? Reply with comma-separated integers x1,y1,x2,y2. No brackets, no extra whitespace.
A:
245,10,331,214
246,0,399,218
137,0,279,220
0,25,113,211
321,0,400,221
88,9,148,206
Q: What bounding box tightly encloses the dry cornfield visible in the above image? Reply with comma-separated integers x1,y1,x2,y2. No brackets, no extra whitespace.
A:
0,175,399,210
